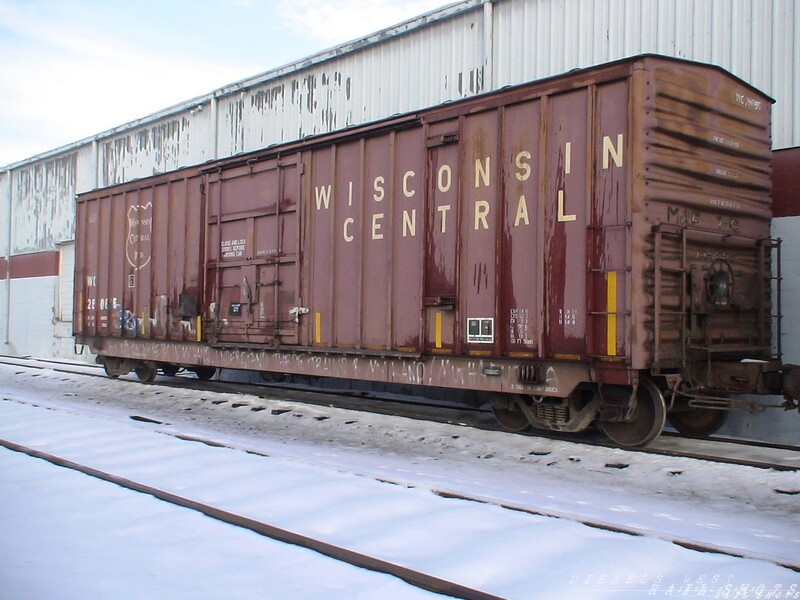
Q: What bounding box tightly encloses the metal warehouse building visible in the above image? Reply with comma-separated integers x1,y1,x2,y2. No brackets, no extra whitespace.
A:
1,0,798,380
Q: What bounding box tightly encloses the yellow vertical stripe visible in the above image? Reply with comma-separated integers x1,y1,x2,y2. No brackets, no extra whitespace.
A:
315,312,322,344
435,312,443,349
607,271,617,356
141,312,147,336
196,316,202,342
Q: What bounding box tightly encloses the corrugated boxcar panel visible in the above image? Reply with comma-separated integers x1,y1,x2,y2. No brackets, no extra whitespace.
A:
151,183,170,339
157,176,204,343
425,119,461,354
544,89,589,359
391,128,425,352
361,134,392,350
131,187,154,335
75,171,205,343
589,79,630,361
107,195,125,337
461,110,500,354
500,99,541,358
11,154,77,253
72,202,87,335
305,127,428,352
333,140,364,348
307,146,335,347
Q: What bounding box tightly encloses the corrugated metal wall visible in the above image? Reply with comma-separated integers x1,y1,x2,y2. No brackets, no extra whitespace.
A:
0,0,798,359
493,0,798,150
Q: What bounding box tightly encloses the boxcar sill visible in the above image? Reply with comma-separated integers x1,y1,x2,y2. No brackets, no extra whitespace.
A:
208,342,423,360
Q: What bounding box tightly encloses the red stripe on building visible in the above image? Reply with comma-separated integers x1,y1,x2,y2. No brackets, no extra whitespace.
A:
8,251,60,279
772,147,800,218
0,257,7,279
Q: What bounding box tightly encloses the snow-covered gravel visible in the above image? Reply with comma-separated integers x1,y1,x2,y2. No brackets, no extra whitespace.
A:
1,363,798,598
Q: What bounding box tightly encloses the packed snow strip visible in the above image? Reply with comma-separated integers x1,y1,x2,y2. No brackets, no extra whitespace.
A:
0,392,798,598
1,364,799,561
0,445,443,600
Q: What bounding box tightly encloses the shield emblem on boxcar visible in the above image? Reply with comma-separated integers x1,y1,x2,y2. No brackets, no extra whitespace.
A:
126,203,153,270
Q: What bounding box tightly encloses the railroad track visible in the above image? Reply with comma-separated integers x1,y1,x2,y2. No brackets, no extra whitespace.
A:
2,355,799,472
2,432,797,577
0,436,502,600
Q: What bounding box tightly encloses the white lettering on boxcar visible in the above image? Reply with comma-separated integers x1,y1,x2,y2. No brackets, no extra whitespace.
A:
437,165,452,193
221,239,246,258
307,129,624,241
557,190,576,222
602,134,624,169
343,217,354,242
735,92,763,111
514,195,530,227
315,185,332,209
402,209,416,237
437,204,452,234
474,200,490,230
373,176,385,202
515,151,532,181
403,171,416,197
475,157,491,188
371,213,384,240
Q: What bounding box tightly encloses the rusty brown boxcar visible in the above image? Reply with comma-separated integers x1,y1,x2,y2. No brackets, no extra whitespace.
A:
74,55,800,446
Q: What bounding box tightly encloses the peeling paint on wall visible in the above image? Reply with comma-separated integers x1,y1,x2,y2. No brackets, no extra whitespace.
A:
12,154,77,253
101,115,209,186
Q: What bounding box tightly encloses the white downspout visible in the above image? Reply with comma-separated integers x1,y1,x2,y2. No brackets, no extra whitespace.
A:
483,0,494,91
4,168,12,346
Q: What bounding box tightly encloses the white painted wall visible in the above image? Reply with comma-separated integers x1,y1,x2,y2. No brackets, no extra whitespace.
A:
8,277,57,358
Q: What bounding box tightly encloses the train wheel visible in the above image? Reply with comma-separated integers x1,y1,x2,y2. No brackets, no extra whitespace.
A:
667,408,727,438
160,364,180,377
600,380,666,447
135,364,158,383
490,394,531,432
261,371,287,383
102,357,127,379
193,367,217,381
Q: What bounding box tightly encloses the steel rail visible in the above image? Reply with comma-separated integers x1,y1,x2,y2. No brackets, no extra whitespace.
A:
0,436,503,600
3,431,797,576
2,355,798,472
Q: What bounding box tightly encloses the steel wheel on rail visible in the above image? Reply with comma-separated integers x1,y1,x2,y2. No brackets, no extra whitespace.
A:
135,364,158,383
667,408,727,438
490,394,531,432
600,379,666,447
192,366,217,381
160,364,180,377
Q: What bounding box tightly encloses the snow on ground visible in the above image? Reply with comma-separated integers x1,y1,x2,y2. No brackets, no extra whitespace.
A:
1,363,799,599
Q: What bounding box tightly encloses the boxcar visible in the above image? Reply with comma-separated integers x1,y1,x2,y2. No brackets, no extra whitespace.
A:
74,55,799,446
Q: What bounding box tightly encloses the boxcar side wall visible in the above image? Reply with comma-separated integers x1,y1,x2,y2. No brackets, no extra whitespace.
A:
74,56,778,405
299,63,636,371
75,170,206,345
